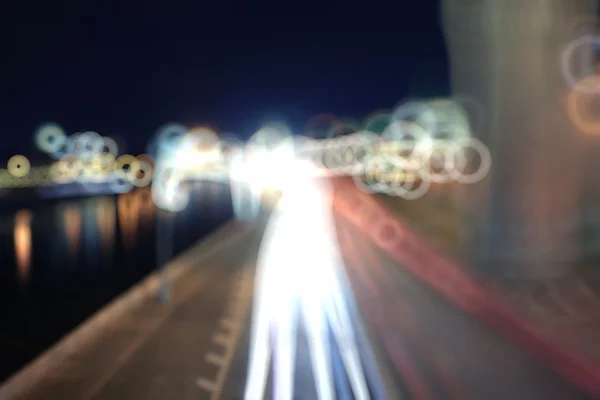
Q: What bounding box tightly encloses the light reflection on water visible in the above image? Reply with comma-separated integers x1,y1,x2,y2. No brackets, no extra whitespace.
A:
13,187,166,280
118,192,140,249
63,204,82,259
138,189,155,223
96,197,116,254
14,210,32,283
11,187,164,278
0,182,233,382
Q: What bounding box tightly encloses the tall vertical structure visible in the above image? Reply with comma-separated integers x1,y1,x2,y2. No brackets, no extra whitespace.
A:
441,0,598,279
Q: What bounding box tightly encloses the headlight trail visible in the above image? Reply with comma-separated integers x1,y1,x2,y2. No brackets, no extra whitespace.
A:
244,162,370,400
337,227,432,400
339,223,466,399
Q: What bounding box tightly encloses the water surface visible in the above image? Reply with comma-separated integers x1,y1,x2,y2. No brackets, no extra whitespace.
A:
0,181,233,382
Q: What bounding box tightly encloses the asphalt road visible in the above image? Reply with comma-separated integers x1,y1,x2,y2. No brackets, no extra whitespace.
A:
220,258,400,400
5,188,596,400
334,213,593,400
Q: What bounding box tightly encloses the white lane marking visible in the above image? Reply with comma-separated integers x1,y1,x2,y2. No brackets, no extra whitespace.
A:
205,353,225,366
202,267,254,400
212,333,233,346
196,377,218,392
78,226,256,400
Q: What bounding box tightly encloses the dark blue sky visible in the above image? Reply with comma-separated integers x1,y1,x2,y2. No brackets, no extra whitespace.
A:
0,1,448,156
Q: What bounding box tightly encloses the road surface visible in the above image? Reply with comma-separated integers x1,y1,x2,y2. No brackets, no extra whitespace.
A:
1,186,595,399
333,210,592,399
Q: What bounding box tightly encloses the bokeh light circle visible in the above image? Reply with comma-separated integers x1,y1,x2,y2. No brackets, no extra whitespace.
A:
186,127,221,152
351,160,379,194
353,148,432,199
87,153,116,181
381,119,432,162
450,137,493,184
377,121,434,188
416,139,464,183
57,155,83,182
321,135,362,175
248,123,292,152
151,166,189,212
64,133,81,156
154,123,188,158
72,131,104,159
390,100,437,134
354,149,396,194
100,136,119,157
8,155,31,178
78,160,102,183
561,35,600,95
426,99,472,140
136,154,156,170
35,123,67,154
114,154,139,182
49,161,72,184
130,159,154,187
47,135,72,160
567,74,600,135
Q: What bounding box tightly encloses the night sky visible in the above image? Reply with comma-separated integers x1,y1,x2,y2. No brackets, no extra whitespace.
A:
0,1,448,158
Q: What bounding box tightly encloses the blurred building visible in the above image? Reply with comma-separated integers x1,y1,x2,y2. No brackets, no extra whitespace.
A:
441,0,599,279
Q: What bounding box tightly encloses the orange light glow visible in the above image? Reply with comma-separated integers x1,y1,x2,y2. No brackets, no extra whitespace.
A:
567,75,600,136
96,197,116,250
14,210,32,282
64,205,82,257
118,192,140,248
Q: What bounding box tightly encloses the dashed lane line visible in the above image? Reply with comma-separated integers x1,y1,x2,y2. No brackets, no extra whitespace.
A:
197,267,254,400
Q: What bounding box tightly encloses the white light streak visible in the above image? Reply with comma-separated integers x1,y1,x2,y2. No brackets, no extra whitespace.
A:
244,161,370,400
